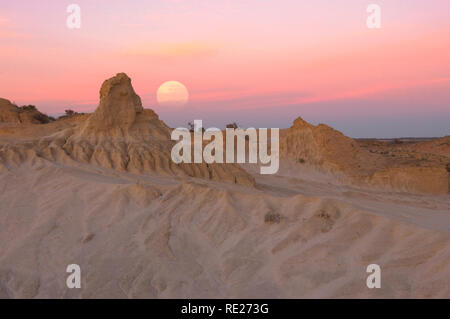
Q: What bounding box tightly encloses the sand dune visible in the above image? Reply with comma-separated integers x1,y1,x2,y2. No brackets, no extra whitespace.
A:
0,73,449,298
0,163,449,298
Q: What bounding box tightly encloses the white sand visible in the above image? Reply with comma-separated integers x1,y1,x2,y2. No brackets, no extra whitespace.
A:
0,161,449,298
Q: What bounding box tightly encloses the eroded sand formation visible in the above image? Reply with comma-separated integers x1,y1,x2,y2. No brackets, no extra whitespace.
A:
0,73,449,298
0,98,54,124
280,117,449,194
0,73,254,187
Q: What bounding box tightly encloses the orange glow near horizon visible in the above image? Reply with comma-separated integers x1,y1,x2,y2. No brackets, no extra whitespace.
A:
0,1,449,137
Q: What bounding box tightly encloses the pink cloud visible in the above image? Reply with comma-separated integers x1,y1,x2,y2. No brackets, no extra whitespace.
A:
125,41,219,59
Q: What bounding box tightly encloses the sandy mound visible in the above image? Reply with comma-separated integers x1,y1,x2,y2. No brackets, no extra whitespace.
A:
0,73,254,187
0,98,53,124
280,117,449,194
410,136,450,159
280,117,383,177
0,99,20,123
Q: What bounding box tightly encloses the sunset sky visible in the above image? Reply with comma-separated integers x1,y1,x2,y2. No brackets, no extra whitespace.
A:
1,0,449,137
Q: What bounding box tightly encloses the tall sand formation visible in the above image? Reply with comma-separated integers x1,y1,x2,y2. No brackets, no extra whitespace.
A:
0,73,255,186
